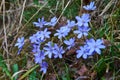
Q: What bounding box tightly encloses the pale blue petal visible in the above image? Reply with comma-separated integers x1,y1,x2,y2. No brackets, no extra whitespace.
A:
83,54,87,59
95,48,101,54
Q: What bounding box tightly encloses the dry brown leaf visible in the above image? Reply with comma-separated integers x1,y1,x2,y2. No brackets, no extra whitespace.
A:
77,65,88,76
90,71,97,79
45,74,56,80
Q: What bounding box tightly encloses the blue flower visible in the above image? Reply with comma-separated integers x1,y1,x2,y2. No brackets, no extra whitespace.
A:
32,44,40,53
74,26,90,38
15,37,24,48
83,1,96,11
15,37,25,54
54,45,65,58
76,14,90,27
29,31,44,44
66,20,76,28
43,41,57,58
54,26,70,39
45,17,57,27
64,38,75,50
40,61,48,74
39,28,51,40
29,34,37,43
86,38,106,54
33,17,46,28
76,45,91,59
34,50,45,64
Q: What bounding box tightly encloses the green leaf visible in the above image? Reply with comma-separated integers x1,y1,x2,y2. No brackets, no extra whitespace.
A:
62,77,68,80
0,54,12,79
33,0,39,5
12,64,18,80
95,58,107,78
62,64,71,80
29,71,37,80
9,0,17,3
19,64,39,80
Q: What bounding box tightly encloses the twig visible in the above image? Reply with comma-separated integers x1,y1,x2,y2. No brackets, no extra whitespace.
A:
99,0,115,16
40,73,44,80
79,0,83,15
0,0,4,11
11,70,27,80
18,65,39,80
18,0,27,30
2,0,9,63
57,0,71,23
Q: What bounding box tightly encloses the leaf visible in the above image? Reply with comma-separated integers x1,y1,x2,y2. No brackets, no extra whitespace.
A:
61,64,71,80
90,71,97,79
95,58,107,78
45,74,56,80
9,0,17,3
29,71,37,80
0,54,12,79
12,64,18,80
62,77,68,80
77,65,88,76
33,0,39,5
18,65,39,80
12,64,18,74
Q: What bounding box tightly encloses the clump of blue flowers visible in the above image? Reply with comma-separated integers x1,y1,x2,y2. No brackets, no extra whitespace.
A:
15,1,106,74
